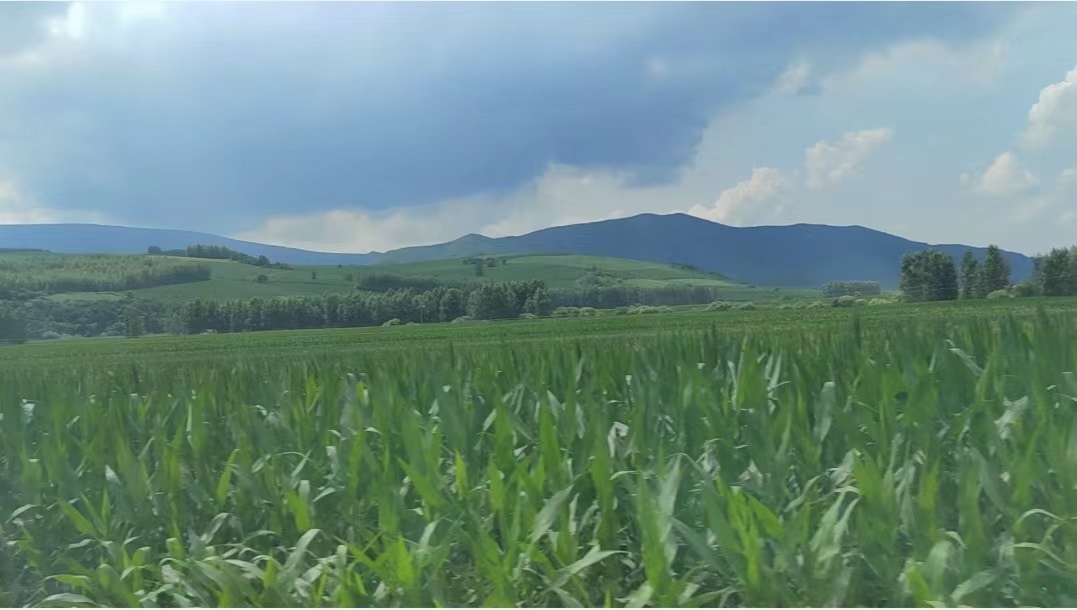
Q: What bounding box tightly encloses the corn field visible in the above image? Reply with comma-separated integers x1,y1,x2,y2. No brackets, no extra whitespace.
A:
3,310,1077,606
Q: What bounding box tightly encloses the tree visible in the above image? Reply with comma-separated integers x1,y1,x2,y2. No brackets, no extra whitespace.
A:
1038,248,1073,296
147,245,162,255
474,261,484,277
929,251,959,301
256,255,270,267
311,271,318,281
0,304,28,345
524,287,552,316
981,245,1011,294
255,274,269,283
439,288,466,322
123,306,145,338
900,250,958,302
959,250,982,299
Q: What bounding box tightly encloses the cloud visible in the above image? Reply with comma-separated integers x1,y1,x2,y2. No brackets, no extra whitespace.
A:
804,128,893,189
0,2,1021,232
688,168,788,224
1022,65,1077,149
962,152,1038,196
237,163,714,252
772,61,817,96
0,175,104,224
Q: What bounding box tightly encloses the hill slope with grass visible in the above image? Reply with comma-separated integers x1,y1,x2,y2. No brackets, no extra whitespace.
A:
0,214,1034,288
34,252,815,304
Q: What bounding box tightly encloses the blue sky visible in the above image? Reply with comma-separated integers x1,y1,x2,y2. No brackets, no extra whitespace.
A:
0,2,1075,255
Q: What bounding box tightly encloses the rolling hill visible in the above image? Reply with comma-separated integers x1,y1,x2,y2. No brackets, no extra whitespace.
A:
55,254,796,304
0,214,1035,288
376,214,1035,288
0,223,374,266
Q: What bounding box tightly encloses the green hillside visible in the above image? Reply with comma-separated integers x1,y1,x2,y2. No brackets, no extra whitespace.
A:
127,258,362,303
373,253,737,290
22,252,821,304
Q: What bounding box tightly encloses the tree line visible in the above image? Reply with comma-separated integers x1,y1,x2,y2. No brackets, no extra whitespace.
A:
899,245,1011,302
1030,246,1077,297
0,254,210,299
822,281,881,298
899,243,1077,301
148,244,293,269
170,281,553,334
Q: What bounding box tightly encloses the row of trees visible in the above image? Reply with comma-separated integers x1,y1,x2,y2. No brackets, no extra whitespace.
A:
822,281,881,298
901,246,1011,302
354,272,457,293
171,281,553,334
0,254,210,299
148,244,292,270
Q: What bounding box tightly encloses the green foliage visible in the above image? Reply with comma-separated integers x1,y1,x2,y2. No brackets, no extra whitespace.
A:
960,250,983,299
184,245,290,270
255,274,269,284
0,302,28,344
1033,247,1077,297
355,272,450,293
123,306,145,338
822,280,881,297
832,295,858,308
900,249,958,302
981,245,1011,294
0,254,210,298
4,303,1077,605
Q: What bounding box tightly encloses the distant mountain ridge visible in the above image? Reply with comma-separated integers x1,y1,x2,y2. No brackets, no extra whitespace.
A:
0,214,1034,288
0,223,376,266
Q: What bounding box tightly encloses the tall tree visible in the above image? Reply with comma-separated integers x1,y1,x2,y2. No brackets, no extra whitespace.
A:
981,245,1011,294
900,250,958,302
959,250,982,299
1038,248,1072,296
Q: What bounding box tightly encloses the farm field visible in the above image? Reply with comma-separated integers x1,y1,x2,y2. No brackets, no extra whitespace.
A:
16,251,823,304
3,298,1077,606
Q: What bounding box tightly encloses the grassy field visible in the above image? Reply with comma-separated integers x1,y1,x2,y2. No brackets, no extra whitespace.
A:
125,259,361,303
4,298,1077,606
374,254,737,289
37,253,823,304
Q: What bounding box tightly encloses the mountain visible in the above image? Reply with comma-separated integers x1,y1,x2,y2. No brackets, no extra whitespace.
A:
375,213,1035,288
0,223,374,266
0,215,1034,288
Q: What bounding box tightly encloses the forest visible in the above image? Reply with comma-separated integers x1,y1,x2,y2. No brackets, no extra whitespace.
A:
0,254,210,299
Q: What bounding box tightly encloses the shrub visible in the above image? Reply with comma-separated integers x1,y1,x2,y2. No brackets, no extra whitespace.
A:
987,289,1014,299
705,301,733,311
833,295,858,308
382,318,402,327
519,312,537,319
255,274,269,283
553,307,579,317
1013,282,1039,298
733,302,756,311
451,316,472,324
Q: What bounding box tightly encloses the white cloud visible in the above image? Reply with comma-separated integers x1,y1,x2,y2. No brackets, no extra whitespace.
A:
687,168,787,224
804,128,893,189
772,60,812,95
962,151,1038,196
236,164,714,253
0,176,104,224
821,39,1006,93
1022,65,1077,149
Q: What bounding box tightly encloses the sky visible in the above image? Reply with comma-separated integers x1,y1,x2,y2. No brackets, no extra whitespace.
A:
0,2,1075,255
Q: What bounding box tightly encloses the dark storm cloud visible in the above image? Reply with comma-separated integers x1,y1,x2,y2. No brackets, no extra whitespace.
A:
0,2,1019,229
